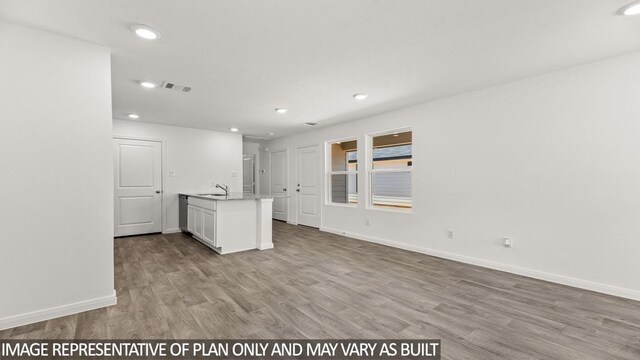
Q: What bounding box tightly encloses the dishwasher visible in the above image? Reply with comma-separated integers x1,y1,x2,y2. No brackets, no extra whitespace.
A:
179,194,190,233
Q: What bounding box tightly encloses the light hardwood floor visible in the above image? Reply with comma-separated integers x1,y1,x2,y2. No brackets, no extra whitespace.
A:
2,221,639,359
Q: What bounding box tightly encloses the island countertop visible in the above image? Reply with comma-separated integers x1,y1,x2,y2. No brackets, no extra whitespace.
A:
179,192,276,201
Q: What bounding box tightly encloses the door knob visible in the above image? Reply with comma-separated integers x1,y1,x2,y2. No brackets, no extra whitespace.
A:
296,189,300,192
283,188,287,191
155,190,161,193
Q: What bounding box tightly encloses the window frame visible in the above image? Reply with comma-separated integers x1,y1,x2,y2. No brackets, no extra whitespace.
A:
366,128,413,213
325,136,359,208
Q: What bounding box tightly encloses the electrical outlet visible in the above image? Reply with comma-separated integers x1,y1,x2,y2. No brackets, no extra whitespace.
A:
169,171,176,177
503,237,513,248
447,230,454,239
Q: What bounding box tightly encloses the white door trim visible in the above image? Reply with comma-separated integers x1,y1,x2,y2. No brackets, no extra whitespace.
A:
113,135,166,234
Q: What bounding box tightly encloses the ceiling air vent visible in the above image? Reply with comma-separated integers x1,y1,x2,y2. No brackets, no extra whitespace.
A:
244,135,269,141
304,122,318,126
161,81,192,93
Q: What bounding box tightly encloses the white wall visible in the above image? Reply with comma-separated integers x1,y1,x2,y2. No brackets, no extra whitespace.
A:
0,22,115,329
243,140,262,156
112,120,243,232
266,50,640,300
258,147,272,196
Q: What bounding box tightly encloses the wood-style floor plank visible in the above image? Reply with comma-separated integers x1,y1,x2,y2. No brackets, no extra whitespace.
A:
1,221,639,360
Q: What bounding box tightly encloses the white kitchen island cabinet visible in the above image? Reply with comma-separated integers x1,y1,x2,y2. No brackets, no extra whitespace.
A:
187,205,216,247
183,193,273,254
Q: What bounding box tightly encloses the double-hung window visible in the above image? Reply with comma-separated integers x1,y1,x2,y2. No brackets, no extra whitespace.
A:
367,129,412,210
327,138,358,205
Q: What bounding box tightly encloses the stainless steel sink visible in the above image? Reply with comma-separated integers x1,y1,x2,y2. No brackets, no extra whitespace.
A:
197,193,227,197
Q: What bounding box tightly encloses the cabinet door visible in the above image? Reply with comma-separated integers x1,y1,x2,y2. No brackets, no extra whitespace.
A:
201,209,216,246
194,208,203,237
187,205,195,232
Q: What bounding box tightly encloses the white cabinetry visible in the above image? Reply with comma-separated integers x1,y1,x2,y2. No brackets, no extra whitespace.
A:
187,205,195,233
201,209,216,246
194,207,203,237
187,198,217,248
185,195,273,254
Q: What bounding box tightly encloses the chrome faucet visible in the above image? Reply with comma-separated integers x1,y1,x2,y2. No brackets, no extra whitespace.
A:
215,184,229,196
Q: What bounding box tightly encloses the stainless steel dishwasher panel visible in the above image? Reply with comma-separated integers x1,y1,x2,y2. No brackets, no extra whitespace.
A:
179,195,189,233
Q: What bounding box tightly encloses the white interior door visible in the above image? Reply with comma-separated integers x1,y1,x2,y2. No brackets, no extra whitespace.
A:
271,149,288,221
113,138,162,237
296,145,320,228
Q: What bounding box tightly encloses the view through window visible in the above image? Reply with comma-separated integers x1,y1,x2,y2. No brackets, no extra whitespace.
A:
369,130,412,209
328,139,358,205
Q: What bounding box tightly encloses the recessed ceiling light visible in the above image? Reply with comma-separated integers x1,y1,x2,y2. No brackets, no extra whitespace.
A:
131,25,161,40
140,81,158,88
230,128,239,132
267,132,275,136
619,1,640,15
128,114,140,119
353,93,368,100
275,108,288,114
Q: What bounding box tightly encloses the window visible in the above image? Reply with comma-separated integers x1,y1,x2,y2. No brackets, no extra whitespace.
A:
368,129,412,210
327,138,358,205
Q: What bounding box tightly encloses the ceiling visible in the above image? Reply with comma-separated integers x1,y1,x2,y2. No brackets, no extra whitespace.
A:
1,0,639,138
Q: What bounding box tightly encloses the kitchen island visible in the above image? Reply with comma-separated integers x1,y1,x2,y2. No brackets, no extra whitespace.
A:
179,193,273,254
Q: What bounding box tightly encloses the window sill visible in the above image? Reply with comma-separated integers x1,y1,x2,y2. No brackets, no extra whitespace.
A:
325,202,358,209
366,206,413,214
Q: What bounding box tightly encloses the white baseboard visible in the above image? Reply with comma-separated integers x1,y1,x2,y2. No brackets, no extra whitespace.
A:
320,227,640,301
0,291,117,331
258,243,274,250
162,228,182,234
